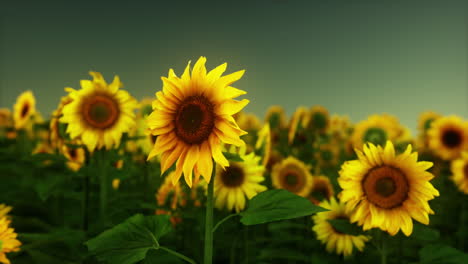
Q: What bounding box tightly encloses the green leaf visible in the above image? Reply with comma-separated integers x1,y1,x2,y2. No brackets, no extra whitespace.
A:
141,249,184,264
419,244,468,264
411,223,440,242
239,189,328,225
222,151,243,162
85,214,172,264
327,219,364,236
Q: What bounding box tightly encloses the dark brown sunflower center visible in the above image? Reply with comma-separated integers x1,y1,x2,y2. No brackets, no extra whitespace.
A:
464,163,468,180
280,169,305,193
441,129,462,149
21,103,30,118
174,95,215,145
69,148,77,160
362,166,409,209
82,94,120,129
221,164,245,187
331,215,349,234
312,182,332,201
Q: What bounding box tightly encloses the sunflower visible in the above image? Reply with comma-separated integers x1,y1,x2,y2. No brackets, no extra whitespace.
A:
214,146,267,212
450,152,468,194
13,91,36,130
264,105,287,129
32,143,54,155
328,114,352,141
351,114,403,149
255,123,271,168
312,198,370,257
314,140,341,168
308,105,329,132
288,106,310,144
418,111,441,135
0,205,11,220
271,156,313,197
146,57,249,187
61,144,86,172
427,116,468,160
60,72,138,152
50,96,73,149
0,217,21,264
0,109,12,128
309,176,335,205
235,112,261,132
338,141,439,236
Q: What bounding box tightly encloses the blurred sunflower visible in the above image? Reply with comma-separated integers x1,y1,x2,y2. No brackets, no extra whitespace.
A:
157,171,186,211
264,105,287,129
308,105,329,132
60,72,138,152
288,106,310,144
312,198,370,257
0,109,12,128
13,91,36,130
255,123,271,167
214,146,267,212
32,143,54,155
314,141,341,168
0,205,11,219
450,152,468,194
0,217,21,264
271,156,313,197
427,116,468,160
328,114,352,140
235,112,261,132
146,57,249,187
309,176,335,205
338,141,439,236
351,114,403,149
61,144,86,172
418,111,441,135
49,96,73,149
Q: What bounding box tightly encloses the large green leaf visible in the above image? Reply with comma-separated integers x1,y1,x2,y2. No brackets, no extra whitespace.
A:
85,214,172,264
411,223,440,242
239,189,328,225
327,219,365,236
419,244,468,264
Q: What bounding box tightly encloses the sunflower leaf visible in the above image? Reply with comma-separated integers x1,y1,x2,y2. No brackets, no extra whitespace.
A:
85,214,172,264
419,244,468,264
411,223,440,242
327,219,365,236
239,189,328,225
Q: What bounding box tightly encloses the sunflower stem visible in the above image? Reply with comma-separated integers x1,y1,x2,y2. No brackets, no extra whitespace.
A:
380,231,388,264
203,164,216,264
160,246,197,264
459,197,467,251
212,213,239,233
98,150,109,225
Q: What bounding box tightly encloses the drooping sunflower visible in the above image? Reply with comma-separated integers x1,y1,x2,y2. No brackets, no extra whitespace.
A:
0,217,21,264
427,116,468,160
264,105,287,129
338,141,439,236
328,114,352,141
312,198,370,257
351,114,403,150
60,72,138,152
146,57,249,187
450,152,468,194
309,176,335,205
214,146,267,212
255,123,271,168
61,144,86,172
418,111,441,135
308,105,329,132
271,156,313,197
13,91,36,130
288,106,310,144
50,96,73,149
235,111,261,132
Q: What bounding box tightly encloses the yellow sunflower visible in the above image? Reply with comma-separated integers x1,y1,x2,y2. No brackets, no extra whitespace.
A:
60,72,138,152
50,96,73,149
214,146,267,212
264,105,287,129
328,114,352,140
255,123,271,168
308,105,329,132
450,152,468,194
156,171,186,211
13,91,36,130
61,144,86,172
146,57,249,187
271,156,313,197
0,217,21,264
288,106,310,144
0,109,12,128
312,198,370,257
338,141,439,236
351,114,403,149
309,176,335,205
235,111,261,132
0,205,11,220
427,116,468,160
418,111,441,134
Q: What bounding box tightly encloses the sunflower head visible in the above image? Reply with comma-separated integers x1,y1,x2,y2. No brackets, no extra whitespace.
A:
60,72,138,152
146,57,249,187
418,111,441,134
0,109,13,129
450,152,468,194
13,91,36,130
351,114,403,150
0,216,21,264
61,143,86,172
309,176,335,205
338,141,439,236
288,106,310,144
312,198,370,257
265,105,287,129
271,156,313,197
308,105,329,132
427,116,468,160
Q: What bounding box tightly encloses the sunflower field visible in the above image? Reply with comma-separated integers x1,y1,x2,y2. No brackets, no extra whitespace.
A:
0,57,468,264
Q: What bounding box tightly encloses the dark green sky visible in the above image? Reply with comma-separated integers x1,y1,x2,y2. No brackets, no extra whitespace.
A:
1,0,467,132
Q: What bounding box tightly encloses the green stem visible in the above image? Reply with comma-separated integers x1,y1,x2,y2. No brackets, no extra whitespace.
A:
203,165,216,264
82,171,89,232
160,246,197,264
380,231,387,264
244,225,249,264
212,214,239,234
459,198,467,251
98,150,108,224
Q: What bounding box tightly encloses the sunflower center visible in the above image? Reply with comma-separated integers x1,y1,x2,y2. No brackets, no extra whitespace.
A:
21,103,30,118
280,169,304,193
423,119,434,131
221,164,245,188
69,148,77,160
363,128,387,146
441,129,462,149
464,163,468,180
362,166,409,209
82,94,119,129
331,215,349,234
311,184,331,201
285,173,298,186
175,95,215,145
312,112,327,130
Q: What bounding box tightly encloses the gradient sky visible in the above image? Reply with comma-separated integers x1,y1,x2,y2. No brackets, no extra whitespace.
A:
1,0,467,132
